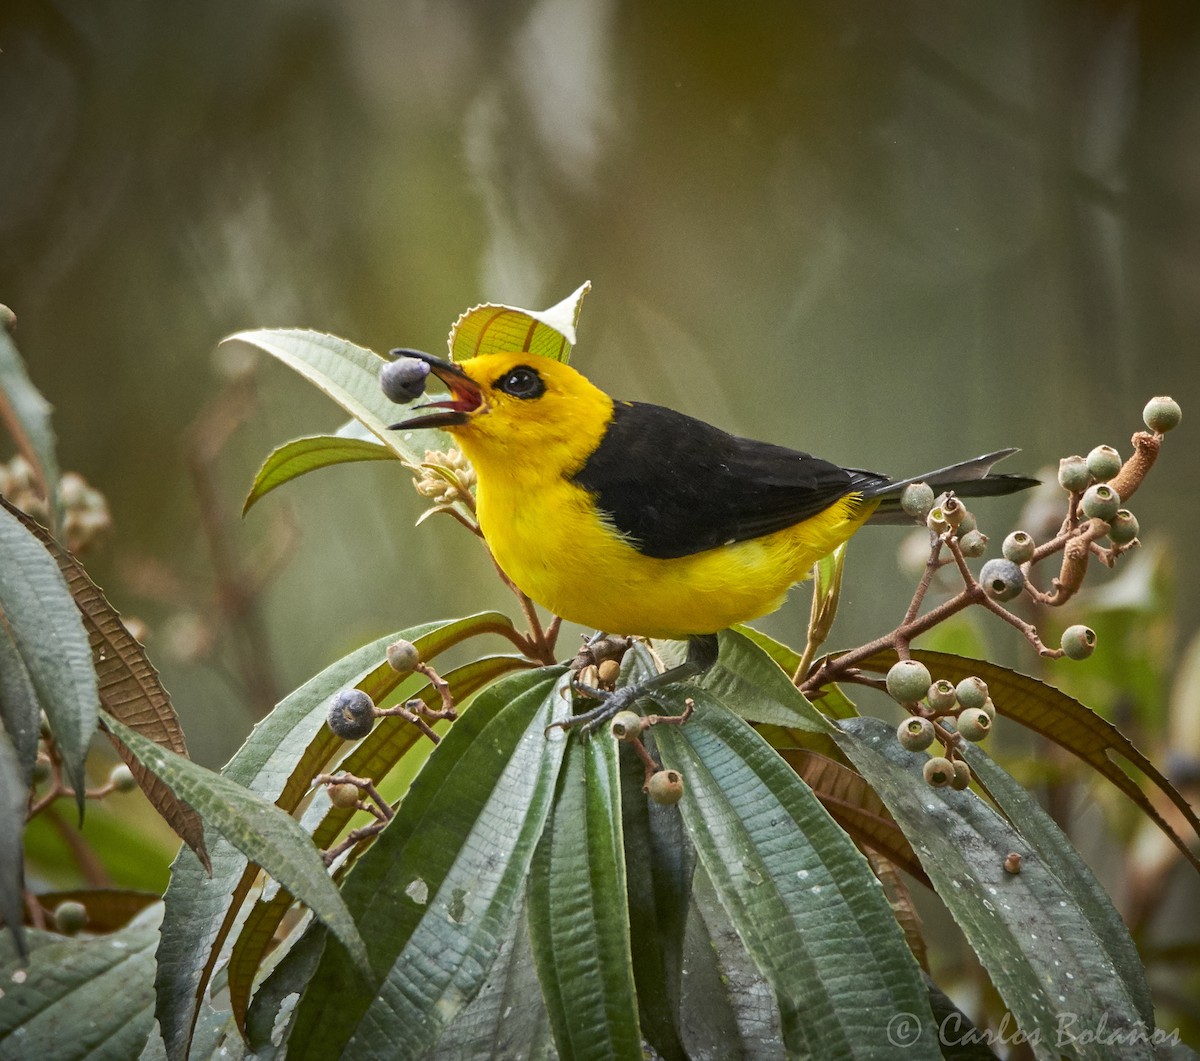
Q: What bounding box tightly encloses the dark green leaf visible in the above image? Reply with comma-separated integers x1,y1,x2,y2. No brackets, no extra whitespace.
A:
960,743,1154,1025
0,727,27,958
0,621,38,788
855,648,1200,873
528,732,641,1061
620,727,694,1061
0,318,60,523
287,668,569,1060
0,500,97,814
837,716,1158,1061
0,904,160,1061
653,692,940,1059
242,434,398,515
106,716,369,974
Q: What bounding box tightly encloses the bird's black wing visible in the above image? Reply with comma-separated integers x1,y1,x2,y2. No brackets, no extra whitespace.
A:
571,401,889,559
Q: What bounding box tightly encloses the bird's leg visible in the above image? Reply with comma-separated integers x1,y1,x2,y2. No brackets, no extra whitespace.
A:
550,633,718,737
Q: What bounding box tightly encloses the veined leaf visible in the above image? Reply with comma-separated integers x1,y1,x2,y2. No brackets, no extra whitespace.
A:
855,648,1200,873
243,434,398,515
0,904,161,1061
653,691,940,1059
4,498,207,867
286,668,569,1061
0,313,60,525
105,717,369,976
0,620,38,788
837,716,1157,1061
156,614,510,1061
223,329,446,466
528,729,641,1061
448,282,591,364
0,728,27,958
0,499,97,815
960,743,1154,1025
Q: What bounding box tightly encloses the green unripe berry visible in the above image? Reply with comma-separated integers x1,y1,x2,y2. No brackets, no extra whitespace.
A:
1143,396,1181,434
647,769,684,805
328,689,376,740
900,482,935,521
1108,509,1139,545
956,510,978,536
979,697,997,721
1061,625,1097,660
1086,444,1122,481
957,529,988,558
0,305,15,332
1058,455,1091,492
53,901,88,936
885,659,932,704
957,707,992,742
109,764,137,793
955,676,989,711
923,757,955,788
896,715,935,751
926,506,950,535
926,679,957,712
31,758,52,785
979,558,1025,602
379,351,431,404
1002,531,1035,564
950,760,972,790
610,711,645,740
386,639,421,675
1080,483,1121,522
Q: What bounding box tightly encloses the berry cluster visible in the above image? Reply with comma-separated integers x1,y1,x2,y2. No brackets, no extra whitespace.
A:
887,660,994,789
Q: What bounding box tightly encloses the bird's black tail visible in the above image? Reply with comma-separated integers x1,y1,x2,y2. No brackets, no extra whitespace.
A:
859,449,1040,525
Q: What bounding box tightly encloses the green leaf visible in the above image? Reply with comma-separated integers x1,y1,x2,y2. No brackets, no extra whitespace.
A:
155,614,508,1061
837,716,1158,1060
652,692,940,1059
242,434,399,515
106,716,369,975
528,731,641,1061
0,904,161,1061
0,727,27,958
0,620,39,788
448,282,591,364
855,648,1200,873
287,668,569,1060
960,743,1154,1025
0,314,60,524
223,329,446,465
0,500,98,815
619,728,694,1061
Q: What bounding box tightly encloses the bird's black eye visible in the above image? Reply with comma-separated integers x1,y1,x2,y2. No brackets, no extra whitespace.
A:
495,365,545,400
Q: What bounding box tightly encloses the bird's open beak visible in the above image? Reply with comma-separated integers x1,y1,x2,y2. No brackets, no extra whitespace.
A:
387,350,485,431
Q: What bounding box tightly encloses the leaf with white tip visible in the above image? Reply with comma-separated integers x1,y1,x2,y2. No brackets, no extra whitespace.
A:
448,282,591,364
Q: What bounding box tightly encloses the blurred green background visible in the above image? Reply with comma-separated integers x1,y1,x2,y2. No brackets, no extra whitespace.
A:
2,1,1198,765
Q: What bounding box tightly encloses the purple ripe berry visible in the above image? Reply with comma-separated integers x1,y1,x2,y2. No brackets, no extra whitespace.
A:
380,350,432,404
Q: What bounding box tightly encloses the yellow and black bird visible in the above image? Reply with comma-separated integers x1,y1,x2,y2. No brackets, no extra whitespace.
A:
387,350,1035,728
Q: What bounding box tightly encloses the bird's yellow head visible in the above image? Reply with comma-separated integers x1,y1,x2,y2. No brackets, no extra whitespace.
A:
388,350,613,475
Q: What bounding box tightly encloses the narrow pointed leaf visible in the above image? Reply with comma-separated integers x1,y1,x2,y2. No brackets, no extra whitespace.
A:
0,904,161,1061
0,316,60,522
0,501,97,814
243,434,398,515
652,691,940,1059
106,717,369,975
4,498,207,866
960,743,1154,1025
837,716,1157,1060
224,329,445,465
856,649,1200,872
448,282,591,364
155,615,513,1061
619,729,694,1061
0,728,27,957
287,669,569,1060
0,621,39,787
528,732,641,1061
